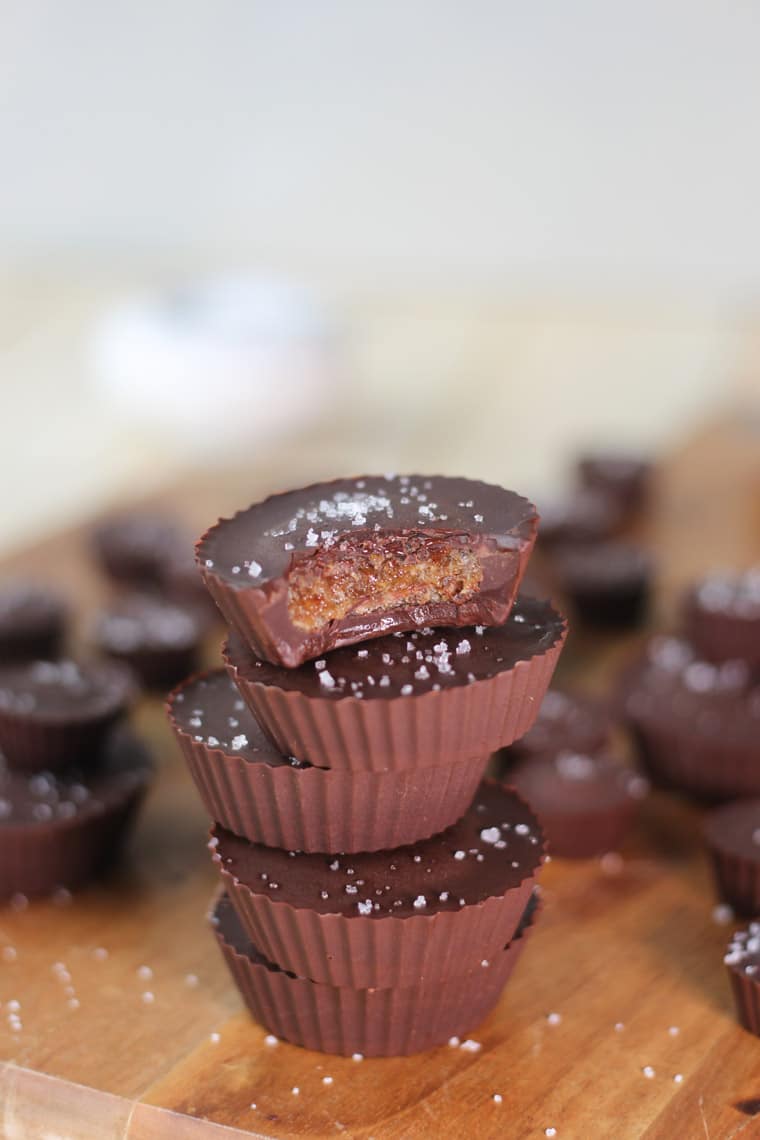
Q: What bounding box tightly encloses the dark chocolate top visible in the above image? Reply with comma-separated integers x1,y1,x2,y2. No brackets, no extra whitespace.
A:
510,688,612,758
0,727,151,827
511,752,649,813
0,582,67,639
198,475,537,587
623,636,760,744
0,659,134,724
705,799,760,862
554,542,652,588
226,596,565,702
724,923,760,977
213,780,543,917
169,670,307,769
94,595,201,653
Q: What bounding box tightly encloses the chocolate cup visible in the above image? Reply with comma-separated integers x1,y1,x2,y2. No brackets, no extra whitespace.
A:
495,687,613,778
212,890,539,1057
212,782,545,989
628,720,760,803
224,602,567,772
705,800,760,917
0,583,68,663
683,580,760,670
197,476,538,668
0,729,152,899
93,595,203,691
727,968,760,1037
0,660,137,772
725,926,760,1037
508,753,647,859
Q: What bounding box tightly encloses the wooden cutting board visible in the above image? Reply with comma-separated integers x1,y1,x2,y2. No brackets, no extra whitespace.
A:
1,413,760,1140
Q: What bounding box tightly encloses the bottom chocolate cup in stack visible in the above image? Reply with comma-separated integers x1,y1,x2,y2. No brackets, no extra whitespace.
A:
168,671,488,852
0,727,153,898
212,780,544,989
212,890,540,1056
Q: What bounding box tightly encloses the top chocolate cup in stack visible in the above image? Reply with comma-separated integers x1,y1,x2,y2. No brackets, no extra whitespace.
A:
196,475,538,668
683,568,760,671
225,596,567,771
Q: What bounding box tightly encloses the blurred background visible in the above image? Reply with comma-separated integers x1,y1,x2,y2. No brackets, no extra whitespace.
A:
2,0,760,552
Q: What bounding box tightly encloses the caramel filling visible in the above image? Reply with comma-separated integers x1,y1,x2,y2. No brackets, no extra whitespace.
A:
287,533,483,632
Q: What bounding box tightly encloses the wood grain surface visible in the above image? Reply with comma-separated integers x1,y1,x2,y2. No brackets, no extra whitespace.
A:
1,412,760,1140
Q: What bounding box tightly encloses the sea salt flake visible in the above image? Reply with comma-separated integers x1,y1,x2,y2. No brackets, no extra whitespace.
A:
412,895,427,909
460,1039,482,1053
642,1065,656,1079
454,850,466,861
547,1012,561,1025
480,826,501,845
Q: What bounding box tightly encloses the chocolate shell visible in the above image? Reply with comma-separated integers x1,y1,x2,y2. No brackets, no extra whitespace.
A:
93,594,202,690
0,582,68,663
212,780,545,989
0,727,152,898
0,659,136,771
705,799,760,916
553,541,652,630
224,596,567,771
725,924,760,1037
168,670,487,852
212,890,540,1057
683,569,760,670
197,476,538,667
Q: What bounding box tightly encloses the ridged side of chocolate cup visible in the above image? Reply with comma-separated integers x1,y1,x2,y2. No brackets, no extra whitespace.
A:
727,967,760,1036
628,720,760,802
213,895,538,1056
0,784,148,898
224,624,566,772
708,848,760,917
175,726,487,852
214,848,540,988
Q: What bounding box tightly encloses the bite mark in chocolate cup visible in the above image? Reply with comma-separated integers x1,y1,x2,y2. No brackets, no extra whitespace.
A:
0,659,136,772
212,889,540,1057
0,727,152,898
211,779,545,989
168,670,488,852
197,476,538,668
224,596,567,772
705,799,760,917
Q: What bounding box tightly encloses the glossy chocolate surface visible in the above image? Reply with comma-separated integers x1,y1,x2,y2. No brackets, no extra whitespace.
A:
226,596,565,703
213,780,543,918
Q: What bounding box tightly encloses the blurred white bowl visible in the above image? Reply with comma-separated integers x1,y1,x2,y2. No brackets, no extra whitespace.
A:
89,275,341,458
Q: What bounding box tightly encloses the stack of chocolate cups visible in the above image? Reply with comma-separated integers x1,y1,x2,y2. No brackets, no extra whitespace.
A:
168,476,567,1056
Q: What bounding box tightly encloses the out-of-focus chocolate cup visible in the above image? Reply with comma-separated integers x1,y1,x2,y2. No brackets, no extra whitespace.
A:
212,890,540,1057
494,687,613,777
0,727,152,898
168,671,487,852
212,780,545,989
197,476,538,668
0,583,68,663
725,925,760,1037
683,570,760,670
93,594,202,690
705,799,760,916
507,751,648,859
577,454,652,518
91,511,188,587
224,597,567,772
622,637,760,802
536,489,622,549
0,659,136,772
553,541,652,630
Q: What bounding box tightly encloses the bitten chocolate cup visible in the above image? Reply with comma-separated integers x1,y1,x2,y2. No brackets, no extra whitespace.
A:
0,582,68,663
224,597,567,772
197,475,538,668
212,780,545,989
683,569,760,670
705,799,760,917
0,727,152,898
622,636,760,801
724,924,760,1037
508,751,648,858
212,890,540,1057
93,594,203,690
168,670,487,852
0,659,136,772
